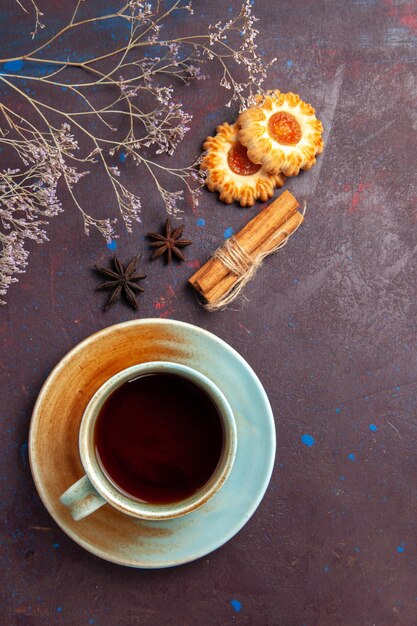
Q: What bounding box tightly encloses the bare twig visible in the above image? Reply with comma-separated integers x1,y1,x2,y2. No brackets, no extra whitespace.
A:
1,0,270,303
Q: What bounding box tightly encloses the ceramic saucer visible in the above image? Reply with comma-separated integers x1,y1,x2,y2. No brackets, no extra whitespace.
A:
29,319,275,568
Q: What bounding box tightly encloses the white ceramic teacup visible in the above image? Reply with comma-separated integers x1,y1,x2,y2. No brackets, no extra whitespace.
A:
60,361,237,521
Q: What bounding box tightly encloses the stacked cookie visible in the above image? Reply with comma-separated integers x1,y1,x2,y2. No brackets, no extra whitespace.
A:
201,90,324,207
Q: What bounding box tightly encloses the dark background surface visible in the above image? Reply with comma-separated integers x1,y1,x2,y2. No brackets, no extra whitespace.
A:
1,0,417,624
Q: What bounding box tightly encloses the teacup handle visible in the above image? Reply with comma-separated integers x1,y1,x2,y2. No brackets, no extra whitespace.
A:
60,475,106,521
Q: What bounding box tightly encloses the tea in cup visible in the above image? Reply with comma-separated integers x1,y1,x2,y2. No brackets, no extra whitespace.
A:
60,362,237,521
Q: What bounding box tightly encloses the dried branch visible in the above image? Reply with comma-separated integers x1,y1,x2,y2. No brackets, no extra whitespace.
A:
0,0,271,303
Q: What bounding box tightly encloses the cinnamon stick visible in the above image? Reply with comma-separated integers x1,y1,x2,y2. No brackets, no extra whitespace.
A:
189,190,303,306
204,210,303,304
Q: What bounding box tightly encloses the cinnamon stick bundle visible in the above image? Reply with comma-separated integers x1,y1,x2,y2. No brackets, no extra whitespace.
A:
189,190,304,309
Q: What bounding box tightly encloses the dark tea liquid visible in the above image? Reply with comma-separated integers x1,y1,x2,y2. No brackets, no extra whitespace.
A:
94,373,224,504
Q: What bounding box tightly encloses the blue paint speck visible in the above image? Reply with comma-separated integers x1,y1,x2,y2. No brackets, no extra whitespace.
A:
335,407,341,414
339,475,345,481
348,453,356,461
230,599,242,613
224,226,234,239
396,545,405,553
53,543,60,548
369,423,378,432
106,239,117,251
3,59,24,72
287,59,293,67
287,314,296,328
323,565,329,573
196,218,206,227
301,433,315,447
88,620,95,625
20,442,28,468
354,546,361,553
119,152,127,163
56,607,63,613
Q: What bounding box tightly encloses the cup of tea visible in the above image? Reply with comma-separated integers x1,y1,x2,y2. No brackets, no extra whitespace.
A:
60,361,237,521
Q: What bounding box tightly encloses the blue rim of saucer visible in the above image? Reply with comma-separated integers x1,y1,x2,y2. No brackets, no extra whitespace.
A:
30,319,276,568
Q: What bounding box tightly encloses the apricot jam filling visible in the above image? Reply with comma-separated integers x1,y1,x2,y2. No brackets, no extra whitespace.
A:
227,142,261,176
267,112,302,146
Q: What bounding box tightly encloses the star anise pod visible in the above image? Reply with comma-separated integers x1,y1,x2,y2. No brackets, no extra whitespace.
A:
94,255,146,311
147,218,193,264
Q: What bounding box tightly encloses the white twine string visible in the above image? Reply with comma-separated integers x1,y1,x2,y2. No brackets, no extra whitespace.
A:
205,201,307,312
